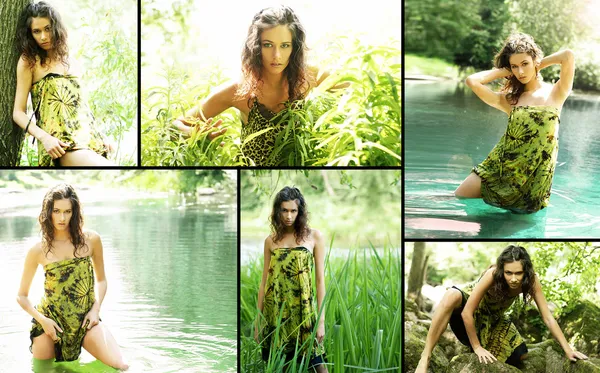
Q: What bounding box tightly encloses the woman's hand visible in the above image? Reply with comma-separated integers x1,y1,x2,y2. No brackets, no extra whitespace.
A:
40,316,63,342
172,116,226,143
474,346,497,364
40,134,70,159
565,349,588,362
316,323,325,344
82,304,100,330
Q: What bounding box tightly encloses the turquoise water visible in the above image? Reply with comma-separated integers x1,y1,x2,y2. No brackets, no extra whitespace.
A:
405,80,600,238
0,194,237,372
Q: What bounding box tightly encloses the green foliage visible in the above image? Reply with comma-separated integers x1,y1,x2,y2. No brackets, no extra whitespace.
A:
405,0,600,91
19,0,137,166
405,0,481,61
240,169,402,248
532,242,599,317
77,4,137,166
241,244,401,372
453,0,511,69
141,38,400,166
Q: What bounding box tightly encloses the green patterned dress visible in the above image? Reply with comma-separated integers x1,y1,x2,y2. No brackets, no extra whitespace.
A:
30,256,96,361
260,246,325,364
450,282,526,364
31,73,108,167
473,105,560,213
241,97,303,166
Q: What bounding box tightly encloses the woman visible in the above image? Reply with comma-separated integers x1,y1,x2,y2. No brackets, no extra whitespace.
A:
255,187,328,372
16,184,128,370
415,245,588,372
455,33,575,213
13,1,113,166
173,5,344,166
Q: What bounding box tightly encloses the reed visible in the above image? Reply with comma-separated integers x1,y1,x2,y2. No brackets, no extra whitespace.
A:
240,241,401,372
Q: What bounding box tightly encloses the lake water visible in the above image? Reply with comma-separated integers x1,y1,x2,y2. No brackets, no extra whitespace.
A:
405,80,600,238
0,195,237,372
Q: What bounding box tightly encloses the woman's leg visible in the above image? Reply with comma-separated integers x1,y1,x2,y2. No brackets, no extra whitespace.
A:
454,172,482,198
31,334,55,360
82,322,128,370
59,149,114,166
415,288,463,373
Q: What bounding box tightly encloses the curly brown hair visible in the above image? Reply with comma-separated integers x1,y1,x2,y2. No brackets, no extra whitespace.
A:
39,184,86,258
16,1,69,69
494,33,544,105
486,245,536,306
269,186,311,244
236,5,311,107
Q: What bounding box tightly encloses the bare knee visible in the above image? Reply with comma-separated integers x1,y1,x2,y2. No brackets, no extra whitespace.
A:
32,334,55,360
439,289,463,311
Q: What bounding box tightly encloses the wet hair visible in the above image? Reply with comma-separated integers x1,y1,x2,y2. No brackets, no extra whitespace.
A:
494,33,544,105
489,245,536,305
269,186,310,244
16,1,69,69
236,5,311,106
39,184,86,258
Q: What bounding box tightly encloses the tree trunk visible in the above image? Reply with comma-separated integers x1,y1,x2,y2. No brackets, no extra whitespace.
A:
320,170,335,197
0,0,31,166
408,242,428,308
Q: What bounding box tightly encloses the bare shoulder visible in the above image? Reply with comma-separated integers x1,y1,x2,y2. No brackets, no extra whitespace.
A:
68,56,83,76
29,241,43,257
264,234,274,247
84,229,101,243
481,266,496,281
306,65,327,88
311,228,323,240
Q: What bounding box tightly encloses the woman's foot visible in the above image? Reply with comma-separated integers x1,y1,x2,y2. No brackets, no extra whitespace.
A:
415,354,430,373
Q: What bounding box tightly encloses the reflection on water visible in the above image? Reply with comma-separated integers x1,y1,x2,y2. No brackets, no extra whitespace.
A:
405,80,600,238
0,196,237,372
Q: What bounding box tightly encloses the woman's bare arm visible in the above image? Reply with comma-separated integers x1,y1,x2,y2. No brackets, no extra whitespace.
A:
539,49,575,106
257,236,272,314
308,66,350,91
89,231,107,312
13,56,70,159
16,243,46,323
313,229,326,329
173,81,238,137
465,68,512,115
532,275,587,361
461,267,496,361
254,236,273,342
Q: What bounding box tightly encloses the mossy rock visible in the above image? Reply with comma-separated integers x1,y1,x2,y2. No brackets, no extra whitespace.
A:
521,339,600,373
447,353,521,373
558,300,600,357
404,320,449,373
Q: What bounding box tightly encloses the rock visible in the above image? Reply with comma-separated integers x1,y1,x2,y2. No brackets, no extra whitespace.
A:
558,300,600,358
521,339,600,373
404,320,449,373
447,353,521,372
445,340,600,373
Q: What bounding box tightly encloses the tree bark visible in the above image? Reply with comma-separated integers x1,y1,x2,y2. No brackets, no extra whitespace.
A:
408,242,428,308
0,0,32,166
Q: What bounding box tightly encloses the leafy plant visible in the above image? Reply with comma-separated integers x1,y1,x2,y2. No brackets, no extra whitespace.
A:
142,38,401,166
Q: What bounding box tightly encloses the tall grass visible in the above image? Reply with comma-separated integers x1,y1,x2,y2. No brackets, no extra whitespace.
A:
142,37,400,166
240,241,401,372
